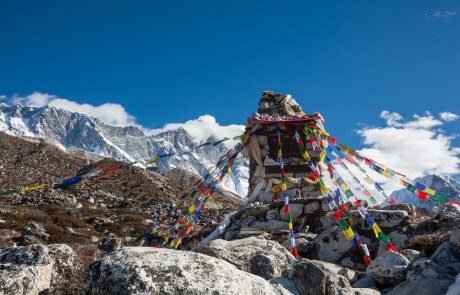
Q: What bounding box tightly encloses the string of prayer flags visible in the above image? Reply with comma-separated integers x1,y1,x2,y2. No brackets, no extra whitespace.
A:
324,155,397,255
276,127,299,261
335,141,453,207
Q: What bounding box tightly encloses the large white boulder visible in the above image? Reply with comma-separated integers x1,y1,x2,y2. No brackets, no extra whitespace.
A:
194,236,295,279
366,251,410,285
314,226,351,263
85,247,287,295
0,244,77,295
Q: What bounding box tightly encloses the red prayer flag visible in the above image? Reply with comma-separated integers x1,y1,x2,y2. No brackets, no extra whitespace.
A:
341,204,349,212
385,242,398,253
364,158,372,166
415,189,429,200
363,255,372,267
327,137,337,145
292,246,299,258
102,166,121,173
333,209,342,221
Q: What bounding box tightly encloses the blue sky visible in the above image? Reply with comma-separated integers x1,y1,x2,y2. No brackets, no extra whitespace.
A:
1,1,459,180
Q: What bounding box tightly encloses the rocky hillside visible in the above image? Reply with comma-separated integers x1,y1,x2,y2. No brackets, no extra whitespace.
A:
0,103,249,196
0,131,244,265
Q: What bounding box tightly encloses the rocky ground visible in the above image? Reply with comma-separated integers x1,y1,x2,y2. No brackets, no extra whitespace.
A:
1,131,460,295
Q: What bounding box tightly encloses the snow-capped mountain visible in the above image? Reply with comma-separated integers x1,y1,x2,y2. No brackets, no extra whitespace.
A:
391,174,460,208
0,103,249,197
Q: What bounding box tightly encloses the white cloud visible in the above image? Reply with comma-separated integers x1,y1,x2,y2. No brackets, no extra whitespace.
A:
440,111,459,122
7,91,135,126
149,114,245,144
425,10,457,21
357,111,460,193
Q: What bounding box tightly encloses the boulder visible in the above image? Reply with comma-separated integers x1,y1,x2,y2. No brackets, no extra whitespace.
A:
388,278,453,295
0,244,77,295
383,203,416,215
351,276,376,289
366,252,410,285
388,231,408,248
437,204,460,219
22,222,49,241
290,259,376,295
266,209,280,220
303,201,320,214
194,236,294,279
315,226,351,263
450,228,460,248
447,273,460,295
400,249,422,264
99,233,122,252
431,242,459,266
269,277,300,295
406,259,457,281
349,209,408,229
85,247,285,295
279,204,304,221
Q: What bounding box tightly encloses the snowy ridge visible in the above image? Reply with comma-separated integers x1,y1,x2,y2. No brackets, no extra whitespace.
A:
0,104,249,197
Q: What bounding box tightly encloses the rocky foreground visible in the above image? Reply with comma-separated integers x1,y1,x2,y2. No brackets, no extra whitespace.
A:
1,200,460,294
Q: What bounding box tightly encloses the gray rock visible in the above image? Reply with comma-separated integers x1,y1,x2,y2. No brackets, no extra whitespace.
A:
431,242,459,266
194,236,295,279
349,209,408,228
352,276,376,289
266,209,280,220
269,277,300,295
279,203,304,221
450,228,460,248
290,259,374,295
388,278,453,295
341,257,355,268
438,204,460,219
388,231,408,248
383,203,416,215
0,244,77,295
22,222,49,241
86,247,284,295
447,273,460,295
406,259,457,281
400,249,422,264
366,252,410,285
303,201,320,214
99,233,122,252
315,226,351,263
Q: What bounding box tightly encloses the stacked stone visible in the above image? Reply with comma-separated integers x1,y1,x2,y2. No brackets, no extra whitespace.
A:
246,91,322,203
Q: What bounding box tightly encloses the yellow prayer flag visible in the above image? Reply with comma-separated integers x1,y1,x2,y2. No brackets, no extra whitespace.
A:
364,177,374,185
344,227,355,239
277,150,282,158
382,170,390,177
303,150,311,160
281,183,287,191
189,205,196,214
340,183,349,192
145,157,159,164
399,180,409,188
372,223,382,237
22,184,45,192
288,222,293,230
319,150,326,161
425,188,436,196
320,185,329,195
174,238,182,249
333,180,339,187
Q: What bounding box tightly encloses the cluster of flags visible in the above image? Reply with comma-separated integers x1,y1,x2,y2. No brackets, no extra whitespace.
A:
140,130,252,249
334,142,458,207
